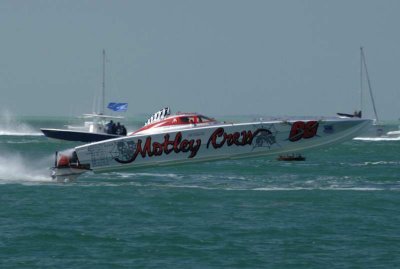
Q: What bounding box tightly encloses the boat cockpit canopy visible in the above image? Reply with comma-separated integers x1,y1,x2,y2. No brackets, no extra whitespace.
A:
172,114,214,124
131,111,216,135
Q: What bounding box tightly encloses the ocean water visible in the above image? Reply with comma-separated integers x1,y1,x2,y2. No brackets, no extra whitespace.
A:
0,115,399,268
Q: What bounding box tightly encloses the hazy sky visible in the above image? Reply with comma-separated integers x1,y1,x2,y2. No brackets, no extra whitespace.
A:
1,0,399,120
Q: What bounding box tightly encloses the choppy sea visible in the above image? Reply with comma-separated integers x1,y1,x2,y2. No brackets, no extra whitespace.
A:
0,114,399,268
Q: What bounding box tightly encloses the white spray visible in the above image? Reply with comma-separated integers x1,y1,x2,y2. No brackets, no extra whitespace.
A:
0,153,53,183
0,109,42,136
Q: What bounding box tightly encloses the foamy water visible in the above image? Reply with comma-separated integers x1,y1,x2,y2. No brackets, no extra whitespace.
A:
0,154,53,183
354,136,400,141
0,109,42,136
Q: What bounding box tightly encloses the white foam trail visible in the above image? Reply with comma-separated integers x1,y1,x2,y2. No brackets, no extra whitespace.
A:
0,109,42,136
354,136,400,141
253,187,386,191
0,131,43,136
112,172,184,180
0,154,53,184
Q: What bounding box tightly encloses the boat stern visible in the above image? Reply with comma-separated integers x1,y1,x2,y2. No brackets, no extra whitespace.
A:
51,149,91,181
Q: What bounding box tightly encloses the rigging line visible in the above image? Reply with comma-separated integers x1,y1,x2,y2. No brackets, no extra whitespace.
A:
106,56,123,105
102,49,106,115
360,46,363,114
361,47,379,123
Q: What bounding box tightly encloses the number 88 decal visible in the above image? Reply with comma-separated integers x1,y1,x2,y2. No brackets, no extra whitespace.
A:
289,121,319,142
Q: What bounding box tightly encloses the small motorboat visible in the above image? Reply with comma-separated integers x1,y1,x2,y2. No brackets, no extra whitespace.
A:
51,107,372,180
277,154,305,161
41,113,127,142
41,50,128,142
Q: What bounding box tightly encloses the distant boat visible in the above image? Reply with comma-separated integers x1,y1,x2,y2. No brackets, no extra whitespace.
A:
339,47,384,136
337,112,362,119
385,123,400,138
277,153,305,161
41,50,128,142
386,129,400,138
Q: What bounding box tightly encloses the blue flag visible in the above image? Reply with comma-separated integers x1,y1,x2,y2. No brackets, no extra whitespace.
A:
107,102,128,112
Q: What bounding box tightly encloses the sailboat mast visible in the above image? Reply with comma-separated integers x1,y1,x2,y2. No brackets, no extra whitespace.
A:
360,47,379,123
101,49,106,115
360,47,363,115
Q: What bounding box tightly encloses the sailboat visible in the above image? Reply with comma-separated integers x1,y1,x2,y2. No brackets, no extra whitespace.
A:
41,50,129,142
338,47,384,136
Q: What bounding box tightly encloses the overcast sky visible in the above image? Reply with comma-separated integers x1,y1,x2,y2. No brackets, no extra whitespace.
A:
1,0,399,120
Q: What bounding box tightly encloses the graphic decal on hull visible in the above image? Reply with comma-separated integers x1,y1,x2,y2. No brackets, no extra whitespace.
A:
114,132,201,164
112,141,137,162
252,129,277,149
288,121,319,142
87,142,116,167
323,125,334,134
113,127,278,164
206,127,277,150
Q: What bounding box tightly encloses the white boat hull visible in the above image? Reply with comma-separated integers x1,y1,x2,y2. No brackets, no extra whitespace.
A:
52,118,371,178
386,130,400,138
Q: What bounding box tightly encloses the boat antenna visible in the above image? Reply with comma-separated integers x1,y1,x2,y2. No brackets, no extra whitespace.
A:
360,47,379,123
101,49,106,115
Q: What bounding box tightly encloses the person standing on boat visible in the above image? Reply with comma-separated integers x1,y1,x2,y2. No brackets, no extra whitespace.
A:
121,125,127,136
106,120,114,134
115,122,127,136
116,122,123,135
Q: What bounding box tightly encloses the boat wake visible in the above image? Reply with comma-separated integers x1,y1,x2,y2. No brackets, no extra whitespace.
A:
0,130,43,136
0,154,53,184
70,169,400,191
354,136,400,142
0,110,42,136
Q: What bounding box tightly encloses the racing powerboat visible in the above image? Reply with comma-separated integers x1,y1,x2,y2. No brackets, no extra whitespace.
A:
51,107,372,180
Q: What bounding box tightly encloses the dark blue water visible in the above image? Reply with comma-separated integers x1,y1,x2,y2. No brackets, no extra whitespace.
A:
0,116,399,268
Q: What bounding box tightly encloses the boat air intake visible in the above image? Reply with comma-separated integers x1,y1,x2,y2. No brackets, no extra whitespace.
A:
55,149,79,168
